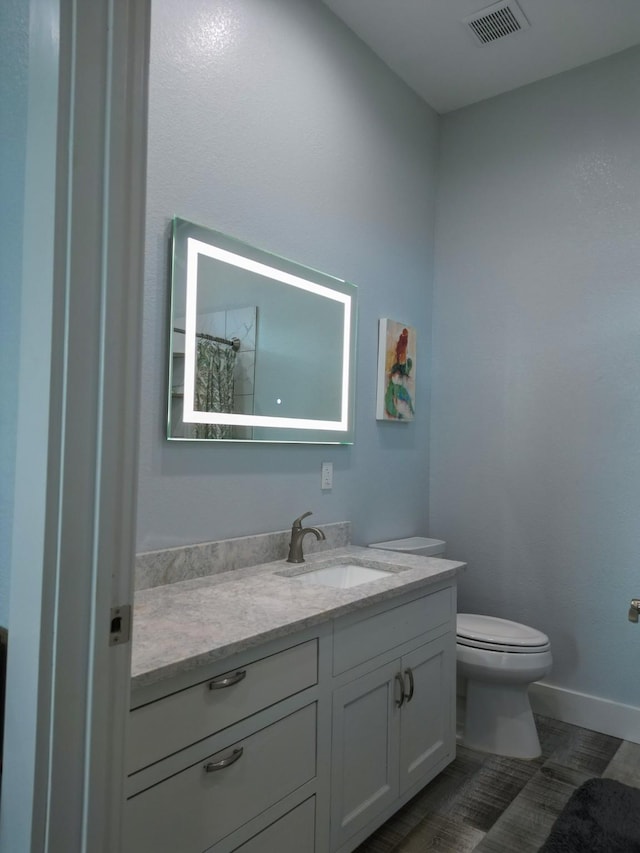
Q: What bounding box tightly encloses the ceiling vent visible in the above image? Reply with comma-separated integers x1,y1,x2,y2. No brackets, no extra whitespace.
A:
464,1,530,46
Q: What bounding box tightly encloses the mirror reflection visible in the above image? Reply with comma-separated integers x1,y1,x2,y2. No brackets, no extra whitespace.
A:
168,219,357,443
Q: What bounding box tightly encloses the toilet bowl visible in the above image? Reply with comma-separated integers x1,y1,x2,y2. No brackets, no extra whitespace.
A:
366,538,552,760
457,614,552,759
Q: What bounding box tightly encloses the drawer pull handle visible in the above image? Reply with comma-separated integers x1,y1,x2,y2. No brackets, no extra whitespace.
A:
204,746,244,772
404,667,415,703
208,669,247,690
394,672,405,707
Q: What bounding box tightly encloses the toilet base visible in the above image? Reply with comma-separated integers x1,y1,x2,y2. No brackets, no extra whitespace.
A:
462,680,541,759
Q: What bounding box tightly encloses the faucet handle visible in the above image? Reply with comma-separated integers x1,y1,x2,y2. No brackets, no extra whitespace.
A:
629,599,640,623
292,511,313,528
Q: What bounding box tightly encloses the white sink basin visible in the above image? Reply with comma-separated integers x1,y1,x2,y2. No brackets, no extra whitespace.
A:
292,564,392,589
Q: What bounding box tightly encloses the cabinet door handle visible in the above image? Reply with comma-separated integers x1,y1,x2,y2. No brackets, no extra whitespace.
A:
204,746,244,772
404,667,415,703
208,669,246,690
394,672,406,707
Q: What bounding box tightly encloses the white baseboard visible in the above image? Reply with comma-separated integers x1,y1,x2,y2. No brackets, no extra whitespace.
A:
530,681,640,745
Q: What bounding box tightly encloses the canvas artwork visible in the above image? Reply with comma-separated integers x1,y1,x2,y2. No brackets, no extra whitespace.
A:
376,319,416,421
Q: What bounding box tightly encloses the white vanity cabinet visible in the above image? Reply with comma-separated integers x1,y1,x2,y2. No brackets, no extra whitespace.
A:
125,638,321,853
127,639,318,775
329,584,456,853
231,797,316,853
126,575,457,853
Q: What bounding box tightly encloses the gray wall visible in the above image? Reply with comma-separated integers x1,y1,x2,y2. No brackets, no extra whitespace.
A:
0,0,29,627
137,0,440,550
431,47,640,706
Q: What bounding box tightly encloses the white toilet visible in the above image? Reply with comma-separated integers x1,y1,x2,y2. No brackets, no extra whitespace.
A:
456,613,551,759
369,536,552,760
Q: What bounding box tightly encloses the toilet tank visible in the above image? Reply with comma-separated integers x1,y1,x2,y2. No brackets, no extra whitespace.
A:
368,536,446,558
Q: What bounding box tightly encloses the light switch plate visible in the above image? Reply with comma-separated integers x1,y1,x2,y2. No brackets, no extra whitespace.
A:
321,462,333,490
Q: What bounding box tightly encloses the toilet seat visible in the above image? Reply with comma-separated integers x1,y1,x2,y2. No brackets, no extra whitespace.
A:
457,614,550,654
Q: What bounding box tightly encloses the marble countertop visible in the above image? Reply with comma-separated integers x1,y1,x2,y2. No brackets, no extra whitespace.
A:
131,545,465,690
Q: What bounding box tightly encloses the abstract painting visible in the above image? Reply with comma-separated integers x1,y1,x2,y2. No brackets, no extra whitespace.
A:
376,318,416,421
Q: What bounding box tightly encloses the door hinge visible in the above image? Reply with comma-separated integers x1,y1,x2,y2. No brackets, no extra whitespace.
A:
109,604,132,646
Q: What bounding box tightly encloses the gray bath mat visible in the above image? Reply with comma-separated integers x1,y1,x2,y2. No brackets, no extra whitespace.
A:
539,778,640,852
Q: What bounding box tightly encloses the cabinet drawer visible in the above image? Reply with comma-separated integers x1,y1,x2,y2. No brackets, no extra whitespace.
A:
125,703,317,853
333,588,452,675
129,639,317,773
229,797,315,853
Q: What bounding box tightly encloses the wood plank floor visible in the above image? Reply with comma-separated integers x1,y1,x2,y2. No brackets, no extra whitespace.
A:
354,716,640,853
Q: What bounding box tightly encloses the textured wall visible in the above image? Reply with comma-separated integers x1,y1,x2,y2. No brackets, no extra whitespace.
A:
0,0,29,627
137,0,439,551
431,47,640,706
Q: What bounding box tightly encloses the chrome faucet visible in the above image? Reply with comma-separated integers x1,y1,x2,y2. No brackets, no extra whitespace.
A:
286,511,326,563
629,599,640,623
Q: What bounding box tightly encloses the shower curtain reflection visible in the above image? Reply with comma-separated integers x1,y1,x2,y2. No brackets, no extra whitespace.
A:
194,339,237,439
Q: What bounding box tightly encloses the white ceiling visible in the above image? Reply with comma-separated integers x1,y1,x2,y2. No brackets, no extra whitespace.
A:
321,0,640,113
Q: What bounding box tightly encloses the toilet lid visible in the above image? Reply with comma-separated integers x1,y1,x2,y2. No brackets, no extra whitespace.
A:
457,614,550,653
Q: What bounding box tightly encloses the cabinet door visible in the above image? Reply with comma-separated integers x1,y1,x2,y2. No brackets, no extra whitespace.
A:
330,660,401,850
229,797,315,853
129,639,318,774
399,634,455,795
125,704,316,853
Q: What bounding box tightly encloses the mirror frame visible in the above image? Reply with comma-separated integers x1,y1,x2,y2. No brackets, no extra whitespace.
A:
168,218,358,444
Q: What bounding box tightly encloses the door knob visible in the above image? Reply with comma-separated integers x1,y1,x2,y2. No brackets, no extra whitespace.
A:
629,599,640,623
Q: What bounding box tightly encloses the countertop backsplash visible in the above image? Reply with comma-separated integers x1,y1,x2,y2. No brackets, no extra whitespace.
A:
135,521,351,591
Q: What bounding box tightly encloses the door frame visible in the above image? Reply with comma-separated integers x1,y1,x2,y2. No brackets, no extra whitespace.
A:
1,0,150,849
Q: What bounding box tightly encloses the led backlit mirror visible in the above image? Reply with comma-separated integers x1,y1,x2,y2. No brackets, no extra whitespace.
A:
168,218,357,443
